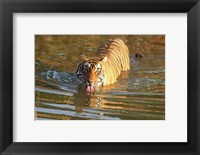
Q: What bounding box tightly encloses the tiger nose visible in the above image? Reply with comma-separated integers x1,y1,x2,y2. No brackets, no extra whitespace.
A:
88,80,94,86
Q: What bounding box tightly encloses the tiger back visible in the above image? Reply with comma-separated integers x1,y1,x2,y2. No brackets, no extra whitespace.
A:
97,38,130,85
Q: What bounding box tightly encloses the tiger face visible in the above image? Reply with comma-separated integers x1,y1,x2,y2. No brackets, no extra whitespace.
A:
75,56,107,95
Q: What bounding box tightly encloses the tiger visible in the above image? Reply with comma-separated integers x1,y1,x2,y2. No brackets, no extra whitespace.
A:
75,38,130,95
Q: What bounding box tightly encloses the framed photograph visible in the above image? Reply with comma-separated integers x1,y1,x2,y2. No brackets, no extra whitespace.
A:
0,0,199,154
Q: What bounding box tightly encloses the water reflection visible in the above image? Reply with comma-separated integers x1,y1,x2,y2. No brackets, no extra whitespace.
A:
73,93,103,113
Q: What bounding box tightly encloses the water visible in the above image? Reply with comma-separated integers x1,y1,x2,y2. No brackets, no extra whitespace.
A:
35,35,165,120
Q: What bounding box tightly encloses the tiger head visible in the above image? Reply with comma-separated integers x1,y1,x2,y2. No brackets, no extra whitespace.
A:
75,55,107,95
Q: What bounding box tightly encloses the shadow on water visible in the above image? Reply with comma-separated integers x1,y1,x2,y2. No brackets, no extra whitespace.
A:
35,35,165,120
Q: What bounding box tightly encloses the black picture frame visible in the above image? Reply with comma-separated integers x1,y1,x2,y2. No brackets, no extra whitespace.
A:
0,0,200,154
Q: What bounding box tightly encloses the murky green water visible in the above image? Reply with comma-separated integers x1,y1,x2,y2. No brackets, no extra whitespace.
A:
35,35,165,120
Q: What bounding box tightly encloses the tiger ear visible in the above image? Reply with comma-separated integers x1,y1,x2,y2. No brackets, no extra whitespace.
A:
100,56,108,63
79,54,88,61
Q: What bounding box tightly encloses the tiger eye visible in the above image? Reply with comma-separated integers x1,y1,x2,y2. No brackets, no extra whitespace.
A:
84,69,88,73
96,68,101,73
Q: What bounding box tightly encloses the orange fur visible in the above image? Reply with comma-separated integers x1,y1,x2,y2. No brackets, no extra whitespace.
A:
97,38,130,85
